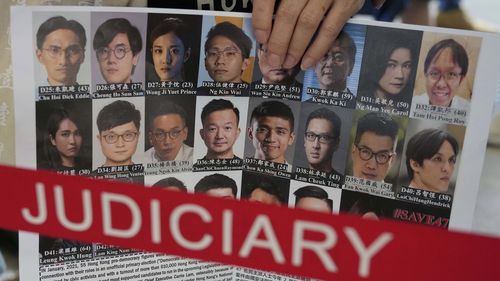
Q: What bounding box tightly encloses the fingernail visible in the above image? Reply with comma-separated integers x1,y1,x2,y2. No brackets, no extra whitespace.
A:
267,52,282,67
301,56,315,70
283,54,297,69
254,29,268,44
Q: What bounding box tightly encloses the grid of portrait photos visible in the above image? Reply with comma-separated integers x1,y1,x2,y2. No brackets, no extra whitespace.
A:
33,10,481,263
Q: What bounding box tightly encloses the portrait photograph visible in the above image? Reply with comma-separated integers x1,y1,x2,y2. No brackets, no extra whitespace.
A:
241,171,290,205
288,180,342,214
251,42,304,89
301,23,366,101
90,12,147,88
144,95,196,163
339,189,393,220
145,172,193,193
356,26,423,116
33,12,91,89
345,110,408,186
244,98,301,166
36,99,92,172
397,118,466,195
193,96,249,162
191,170,242,199
197,15,256,85
92,97,144,169
411,32,481,113
292,102,354,176
146,13,202,85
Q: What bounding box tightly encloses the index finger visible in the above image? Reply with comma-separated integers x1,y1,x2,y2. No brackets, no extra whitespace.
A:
252,0,276,44
300,1,361,69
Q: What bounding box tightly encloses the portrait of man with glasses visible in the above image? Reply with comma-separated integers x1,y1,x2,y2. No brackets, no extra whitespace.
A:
313,30,356,93
303,108,342,176
350,111,399,182
35,16,86,86
292,104,351,187
412,38,471,111
95,100,141,167
146,101,193,162
93,17,143,84
203,21,252,84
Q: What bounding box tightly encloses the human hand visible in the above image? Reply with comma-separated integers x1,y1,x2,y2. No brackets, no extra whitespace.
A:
252,0,384,70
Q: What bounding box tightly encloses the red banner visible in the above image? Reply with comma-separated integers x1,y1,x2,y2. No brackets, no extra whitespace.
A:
0,164,498,280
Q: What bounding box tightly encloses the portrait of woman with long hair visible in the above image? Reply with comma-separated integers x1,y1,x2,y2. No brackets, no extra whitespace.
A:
39,109,90,171
357,27,422,115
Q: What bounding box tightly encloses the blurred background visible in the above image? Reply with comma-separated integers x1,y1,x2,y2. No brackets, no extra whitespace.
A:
452,0,500,236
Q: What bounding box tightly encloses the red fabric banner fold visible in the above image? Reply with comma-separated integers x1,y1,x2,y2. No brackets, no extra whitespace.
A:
0,164,498,281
